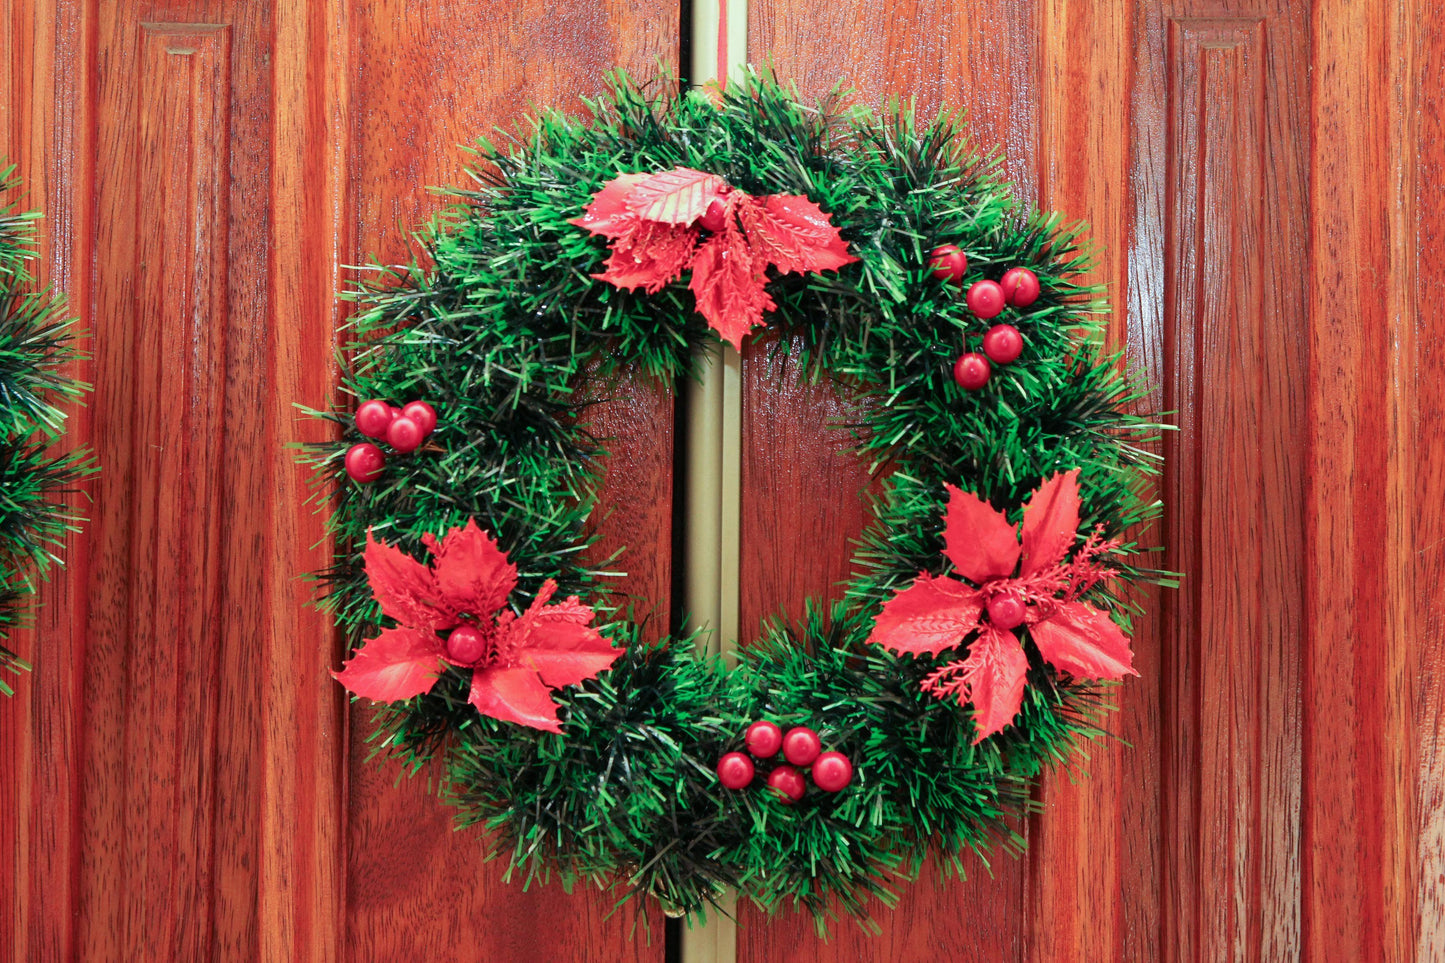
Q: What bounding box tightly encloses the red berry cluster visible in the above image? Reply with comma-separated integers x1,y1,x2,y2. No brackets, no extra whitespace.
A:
928,245,1041,393
715,720,854,804
345,399,439,483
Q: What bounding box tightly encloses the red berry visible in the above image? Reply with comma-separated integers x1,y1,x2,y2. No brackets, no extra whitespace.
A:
402,400,438,437
745,720,784,758
344,443,385,483
356,400,395,439
1000,266,1041,307
953,352,992,391
928,244,968,284
811,752,854,793
766,765,806,804
782,726,822,766
698,198,729,233
446,624,487,665
987,592,1027,630
982,324,1024,365
966,279,1007,319
387,415,424,454
717,752,756,790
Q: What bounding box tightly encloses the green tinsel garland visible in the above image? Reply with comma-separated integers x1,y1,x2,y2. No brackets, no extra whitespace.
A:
305,71,1165,930
0,163,93,696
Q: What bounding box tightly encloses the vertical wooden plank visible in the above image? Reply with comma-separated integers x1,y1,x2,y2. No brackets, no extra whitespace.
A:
262,0,350,959
1030,2,1138,961
340,3,677,960
1305,0,1422,957
741,3,1038,959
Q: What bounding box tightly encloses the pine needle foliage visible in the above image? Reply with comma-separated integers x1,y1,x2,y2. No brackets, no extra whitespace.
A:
304,70,1164,930
0,163,93,695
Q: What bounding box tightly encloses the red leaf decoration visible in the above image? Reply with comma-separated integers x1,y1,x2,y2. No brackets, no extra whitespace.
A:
1020,469,1082,575
596,221,699,293
332,627,444,703
739,194,858,274
568,172,649,237
365,532,453,631
689,226,776,350
1030,601,1136,680
430,519,518,622
943,484,1021,583
468,666,563,733
931,626,1029,744
625,167,730,224
509,584,620,688
866,573,983,655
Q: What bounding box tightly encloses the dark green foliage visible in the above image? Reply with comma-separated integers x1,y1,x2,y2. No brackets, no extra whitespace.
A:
304,70,1163,930
0,163,93,695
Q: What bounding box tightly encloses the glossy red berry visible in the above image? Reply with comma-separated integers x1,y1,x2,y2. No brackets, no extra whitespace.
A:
953,352,992,391
928,244,968,284
698,198,729,233
982,324,1024,365
767,765,807,804
745,720,784,758
402,400,437,437
446,624,487,665
966,279,1007,319
344,443,385,482
355,400,395,439
1000,266,1041,307
717,752,756,790
387,415,424,454
782,726,822,766
811,752,854,793
987,592,1027,630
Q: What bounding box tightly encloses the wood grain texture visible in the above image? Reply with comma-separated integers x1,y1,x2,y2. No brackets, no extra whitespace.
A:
740,6,1039,958
1305,0,1422,957
340,3,677,960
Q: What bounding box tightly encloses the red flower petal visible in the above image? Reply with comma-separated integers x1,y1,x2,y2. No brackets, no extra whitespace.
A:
943,484,1021,583
568,172,650,238
431,519,518,619
625,167,729,224
364,531,452,631
866,573,984,655
332,627,444,703
1020,469,1082,575
1030,600,1136,680
505,589,620,688
468,666,562,733
688,225,776,350
595,221,699,293
737,193,857,274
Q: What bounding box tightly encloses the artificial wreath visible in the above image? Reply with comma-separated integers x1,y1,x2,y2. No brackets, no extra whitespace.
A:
306,71,1164,929
0,163,92,696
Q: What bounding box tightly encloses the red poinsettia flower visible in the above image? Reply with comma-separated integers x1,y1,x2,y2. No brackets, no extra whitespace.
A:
332,519,621,733
569,167,857,350
865,470,1136,743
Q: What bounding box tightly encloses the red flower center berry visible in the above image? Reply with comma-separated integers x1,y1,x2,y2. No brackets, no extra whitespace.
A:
986,592,1027,630
445,623,491,666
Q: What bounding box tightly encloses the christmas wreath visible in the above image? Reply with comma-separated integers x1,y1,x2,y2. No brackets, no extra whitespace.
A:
306,72,1164,928
0,163,92,696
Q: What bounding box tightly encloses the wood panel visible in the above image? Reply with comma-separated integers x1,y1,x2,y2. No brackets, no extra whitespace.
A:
339,3,679,960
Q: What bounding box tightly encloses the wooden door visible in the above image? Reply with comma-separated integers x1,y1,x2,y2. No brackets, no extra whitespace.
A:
3,1,1441,961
